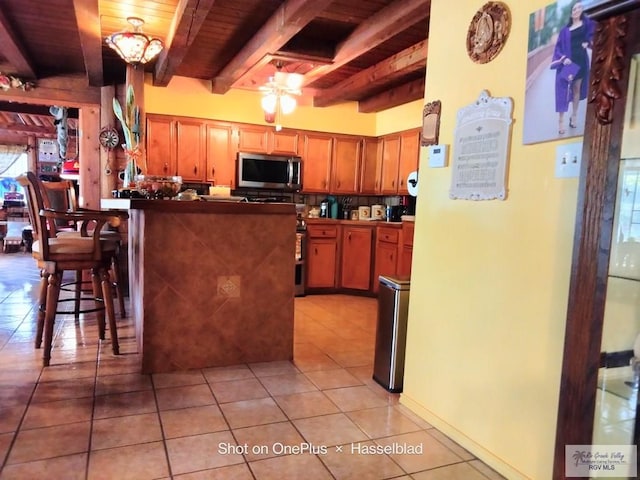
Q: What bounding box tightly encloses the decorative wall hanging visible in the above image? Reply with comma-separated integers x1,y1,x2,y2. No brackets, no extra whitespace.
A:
449,90,513,201
466,2,511,64
0,73,35,91
421,100,442,146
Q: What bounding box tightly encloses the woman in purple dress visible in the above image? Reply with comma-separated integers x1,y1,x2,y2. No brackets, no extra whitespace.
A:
550,0,595,135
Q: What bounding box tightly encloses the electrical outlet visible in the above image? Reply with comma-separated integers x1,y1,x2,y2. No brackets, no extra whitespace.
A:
555,141,582,178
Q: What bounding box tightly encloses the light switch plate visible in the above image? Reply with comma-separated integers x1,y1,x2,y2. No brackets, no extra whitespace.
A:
428,144,448,168
555,141,582,178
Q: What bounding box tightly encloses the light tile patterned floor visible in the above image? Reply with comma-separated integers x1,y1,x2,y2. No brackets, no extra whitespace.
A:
0,251,504,479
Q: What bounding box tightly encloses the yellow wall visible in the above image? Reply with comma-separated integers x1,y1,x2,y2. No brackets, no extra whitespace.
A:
401,1,579,478
376,100,423,136
144,76,377,136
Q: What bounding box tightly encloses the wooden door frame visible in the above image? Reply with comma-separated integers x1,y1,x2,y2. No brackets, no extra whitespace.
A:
553,2,640,478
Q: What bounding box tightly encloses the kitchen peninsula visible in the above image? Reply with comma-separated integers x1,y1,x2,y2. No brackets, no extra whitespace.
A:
126,199,296,373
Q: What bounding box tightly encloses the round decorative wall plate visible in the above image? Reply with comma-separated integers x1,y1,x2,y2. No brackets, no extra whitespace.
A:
466,2,511,64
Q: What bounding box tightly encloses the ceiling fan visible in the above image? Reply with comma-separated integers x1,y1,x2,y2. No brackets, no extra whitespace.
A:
259,63,304,129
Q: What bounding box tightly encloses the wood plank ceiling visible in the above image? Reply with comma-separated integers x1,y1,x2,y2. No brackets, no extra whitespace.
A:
0,0,431,142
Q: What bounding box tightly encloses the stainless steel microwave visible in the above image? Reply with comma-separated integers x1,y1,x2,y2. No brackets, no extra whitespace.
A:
236,152,302,191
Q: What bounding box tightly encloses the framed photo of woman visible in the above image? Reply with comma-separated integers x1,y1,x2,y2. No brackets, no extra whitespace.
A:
522,0,597,144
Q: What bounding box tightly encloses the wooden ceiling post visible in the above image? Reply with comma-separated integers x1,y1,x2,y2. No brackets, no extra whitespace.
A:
125,65,146,172
77,106,101,209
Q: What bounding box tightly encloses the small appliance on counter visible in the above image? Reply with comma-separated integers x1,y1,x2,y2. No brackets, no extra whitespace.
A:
319,199,329,218
385,205,405,222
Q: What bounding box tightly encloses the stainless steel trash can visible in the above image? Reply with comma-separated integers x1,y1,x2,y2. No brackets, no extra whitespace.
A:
373,275,410,392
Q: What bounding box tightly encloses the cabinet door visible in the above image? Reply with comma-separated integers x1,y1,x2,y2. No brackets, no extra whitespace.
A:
206,122,235,187
397,221,414,277
146,116,176,176
380,135,401,194
238,125,269,153
302,134,333,192
331,136,361,194
306,238,337,288
398,245,413,277
398,130,420,194
176,120,206,181
360,137,381,194
340,227,372,290
374,241,398,293
272,130,299,155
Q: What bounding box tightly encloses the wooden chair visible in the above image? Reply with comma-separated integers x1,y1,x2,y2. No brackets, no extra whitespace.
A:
17,172,121,367
40,179,127,319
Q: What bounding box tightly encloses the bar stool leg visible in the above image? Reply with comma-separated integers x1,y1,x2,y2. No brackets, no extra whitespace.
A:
101,268,119,355
35,270,48,349
91,268,106,340
43,272,62,367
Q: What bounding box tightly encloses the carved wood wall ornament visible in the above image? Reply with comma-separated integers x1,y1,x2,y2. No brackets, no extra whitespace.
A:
466,2,511,64
589,15,628,125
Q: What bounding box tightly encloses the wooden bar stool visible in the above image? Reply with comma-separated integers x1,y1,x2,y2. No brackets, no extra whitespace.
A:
18,172,122,366
40,179,127,319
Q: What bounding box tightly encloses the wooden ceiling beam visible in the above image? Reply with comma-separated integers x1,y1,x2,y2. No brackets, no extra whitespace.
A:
211,0,334,94
72,0,103,87
304,0,430,87
0,8,37,78
314,40,427,107
153,0,217,87
0,123,55,136
358,77,425,113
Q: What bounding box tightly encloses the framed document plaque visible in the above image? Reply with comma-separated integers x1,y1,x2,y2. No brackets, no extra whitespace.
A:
449,90,513,201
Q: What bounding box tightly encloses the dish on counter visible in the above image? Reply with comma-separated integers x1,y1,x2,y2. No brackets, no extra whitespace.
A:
200,195,247,202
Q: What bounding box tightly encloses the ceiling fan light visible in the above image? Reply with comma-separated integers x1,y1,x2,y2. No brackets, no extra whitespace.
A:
261,94,277,114
280,94,297,115
285,73,304,90
106,17,164,64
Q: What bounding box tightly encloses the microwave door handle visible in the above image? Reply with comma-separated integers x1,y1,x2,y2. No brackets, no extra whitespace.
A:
287,160,293,186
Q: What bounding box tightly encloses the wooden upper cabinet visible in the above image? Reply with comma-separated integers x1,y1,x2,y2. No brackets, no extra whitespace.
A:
205,122,235,187
238,125,270,153
146,115,176,176
238,125,299,155
398,130,420,194
380,134,401,194
331,136,361,194
360,137,381,194
272,130,299,155
302,133,333,193
379,130,420,195
175,120,206,182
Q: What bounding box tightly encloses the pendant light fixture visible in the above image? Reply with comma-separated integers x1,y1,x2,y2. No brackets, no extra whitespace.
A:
106,17,164,65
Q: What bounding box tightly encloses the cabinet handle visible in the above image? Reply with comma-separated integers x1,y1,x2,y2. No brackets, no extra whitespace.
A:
348,232,351,241
315,247,318,255
164,162,168,173
211,166,215,176
194,166,197,174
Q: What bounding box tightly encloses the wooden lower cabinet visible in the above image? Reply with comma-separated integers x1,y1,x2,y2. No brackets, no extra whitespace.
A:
340,226,372,290
373,224,401,293
306,224,338,288
397,221,415,277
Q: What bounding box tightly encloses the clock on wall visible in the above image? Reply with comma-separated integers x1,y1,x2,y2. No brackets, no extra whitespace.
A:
99,126,120,149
